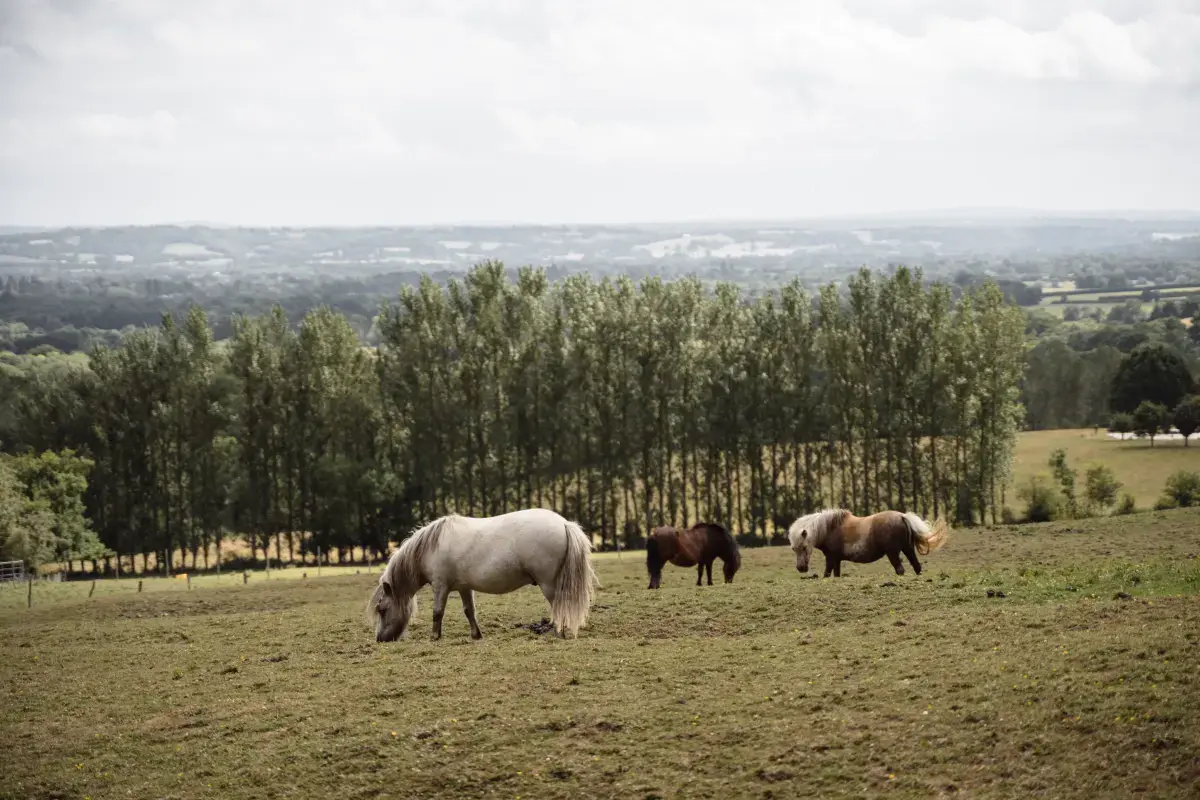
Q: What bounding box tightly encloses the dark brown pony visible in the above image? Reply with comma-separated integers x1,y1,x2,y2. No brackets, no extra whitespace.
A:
646,522,741,589
786,508,949,577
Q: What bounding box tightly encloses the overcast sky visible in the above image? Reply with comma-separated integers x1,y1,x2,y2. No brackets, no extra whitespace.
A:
2,0,1199,227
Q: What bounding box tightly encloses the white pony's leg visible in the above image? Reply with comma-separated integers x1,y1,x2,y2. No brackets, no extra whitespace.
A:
459,589,482,640
430,583,451,641
537,582,566,639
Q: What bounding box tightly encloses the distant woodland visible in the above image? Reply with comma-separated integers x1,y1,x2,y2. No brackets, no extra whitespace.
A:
1,221,1198,574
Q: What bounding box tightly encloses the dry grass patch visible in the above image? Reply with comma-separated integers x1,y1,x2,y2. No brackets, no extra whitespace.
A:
3,509,1200,799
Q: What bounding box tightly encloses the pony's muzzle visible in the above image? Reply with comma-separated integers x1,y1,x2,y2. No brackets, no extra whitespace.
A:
796,565,809,573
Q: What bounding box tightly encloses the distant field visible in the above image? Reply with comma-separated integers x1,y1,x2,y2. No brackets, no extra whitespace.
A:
1037,285,1200,309
3,508,1199,798
1037,301,1154,318
1010,428,1199,511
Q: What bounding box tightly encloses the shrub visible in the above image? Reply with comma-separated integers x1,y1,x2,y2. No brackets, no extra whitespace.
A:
1048,449,1078,517
1018,475,1061,523
1114,493,1137,516
1159,470,1200,509
1083,464,1122,513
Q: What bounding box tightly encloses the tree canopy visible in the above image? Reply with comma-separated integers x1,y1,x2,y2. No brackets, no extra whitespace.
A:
1109,342,1195,415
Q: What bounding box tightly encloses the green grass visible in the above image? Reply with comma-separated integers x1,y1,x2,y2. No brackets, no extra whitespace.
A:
1010,428,1199,511
3,508,1200,799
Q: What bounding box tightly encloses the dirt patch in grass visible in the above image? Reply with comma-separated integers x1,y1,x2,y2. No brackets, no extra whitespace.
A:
3,509,1200,799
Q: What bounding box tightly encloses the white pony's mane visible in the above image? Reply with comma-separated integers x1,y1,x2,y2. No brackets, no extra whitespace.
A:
380,514,459,595
787,508,849,547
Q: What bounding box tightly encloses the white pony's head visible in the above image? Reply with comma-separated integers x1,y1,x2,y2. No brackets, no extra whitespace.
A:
368,575,418,642
787,509,846,573
367,518,450,642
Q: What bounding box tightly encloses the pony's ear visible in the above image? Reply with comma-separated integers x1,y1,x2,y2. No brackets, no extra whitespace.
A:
381,579,394,599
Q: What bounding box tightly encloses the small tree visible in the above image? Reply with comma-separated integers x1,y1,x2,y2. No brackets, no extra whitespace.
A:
1084,464,1122,514
1132,401,1169,447
1048,449,1078,517
0,461,57,571
1108,412,1134,440
1173,395,1200,447
1018,475,1061,523
1159,470,1200,509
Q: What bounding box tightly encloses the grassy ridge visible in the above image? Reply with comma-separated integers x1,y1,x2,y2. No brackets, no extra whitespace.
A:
3,508,1200,799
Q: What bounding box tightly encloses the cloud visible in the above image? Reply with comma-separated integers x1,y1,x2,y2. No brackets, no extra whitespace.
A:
0,0,1197,225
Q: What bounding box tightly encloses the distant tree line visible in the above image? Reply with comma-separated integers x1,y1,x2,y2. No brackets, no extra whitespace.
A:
0,264,1026,575
1021,318,1198,430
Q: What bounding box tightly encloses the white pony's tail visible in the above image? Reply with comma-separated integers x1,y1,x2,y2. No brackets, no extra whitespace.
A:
552,521,599,638
903,512,950,556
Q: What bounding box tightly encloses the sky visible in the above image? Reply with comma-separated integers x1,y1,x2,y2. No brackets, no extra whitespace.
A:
1,0,1199,227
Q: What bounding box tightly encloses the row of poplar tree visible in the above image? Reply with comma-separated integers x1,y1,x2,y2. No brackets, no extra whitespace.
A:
11,263,1026,573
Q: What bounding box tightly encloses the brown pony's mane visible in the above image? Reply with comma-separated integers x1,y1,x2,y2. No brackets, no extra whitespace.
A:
382,515,455,596
788,508,850,546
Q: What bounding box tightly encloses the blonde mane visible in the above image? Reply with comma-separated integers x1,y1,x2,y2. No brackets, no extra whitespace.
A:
787,508,850,546
381,515,456,595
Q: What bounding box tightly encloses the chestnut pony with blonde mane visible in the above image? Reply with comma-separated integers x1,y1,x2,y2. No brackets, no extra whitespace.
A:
367,508,598,642
787,508,949,578
646,521,741,589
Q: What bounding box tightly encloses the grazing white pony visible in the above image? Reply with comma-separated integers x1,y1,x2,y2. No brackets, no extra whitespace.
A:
367,508,598,642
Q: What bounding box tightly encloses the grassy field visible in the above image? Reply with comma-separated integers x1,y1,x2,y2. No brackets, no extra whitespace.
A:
1010,428,1199,511
3,508,1200,799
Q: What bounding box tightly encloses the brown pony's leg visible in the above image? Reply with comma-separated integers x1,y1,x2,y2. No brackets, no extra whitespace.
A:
696,564,703,586
901,541,922,575
823,560,834,578
832,560,842,577
705,560,714,586
886,551,905,576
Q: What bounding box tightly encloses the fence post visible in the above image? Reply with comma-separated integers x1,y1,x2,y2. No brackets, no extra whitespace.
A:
317,547,322,578
27,574,32,608
89,580,96,598
138,579,143,593
187,574,192,591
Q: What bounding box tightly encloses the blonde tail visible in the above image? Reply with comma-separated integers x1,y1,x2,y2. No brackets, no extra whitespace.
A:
552,521,599,638
904,513,951,556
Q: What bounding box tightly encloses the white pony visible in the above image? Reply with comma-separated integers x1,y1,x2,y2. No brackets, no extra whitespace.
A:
367,508,598,642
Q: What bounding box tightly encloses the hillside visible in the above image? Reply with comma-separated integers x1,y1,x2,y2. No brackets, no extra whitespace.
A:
1010,428,1199,510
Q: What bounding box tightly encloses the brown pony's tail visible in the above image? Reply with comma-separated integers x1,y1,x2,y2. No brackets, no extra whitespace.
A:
904,513,950,556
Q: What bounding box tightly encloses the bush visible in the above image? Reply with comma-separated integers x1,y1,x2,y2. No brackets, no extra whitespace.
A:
1000,507,1018,525
1159,470,1200,509
1048,449,1078,517
1114,493,1137,515
1018,475,1061,523
1083,464,1122,513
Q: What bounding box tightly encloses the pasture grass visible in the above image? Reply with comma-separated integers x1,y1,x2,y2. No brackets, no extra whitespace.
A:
1009,428,1199,511
3,508,1200,799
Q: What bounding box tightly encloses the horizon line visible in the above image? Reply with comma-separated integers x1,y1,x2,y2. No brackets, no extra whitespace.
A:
5,206,1200,231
